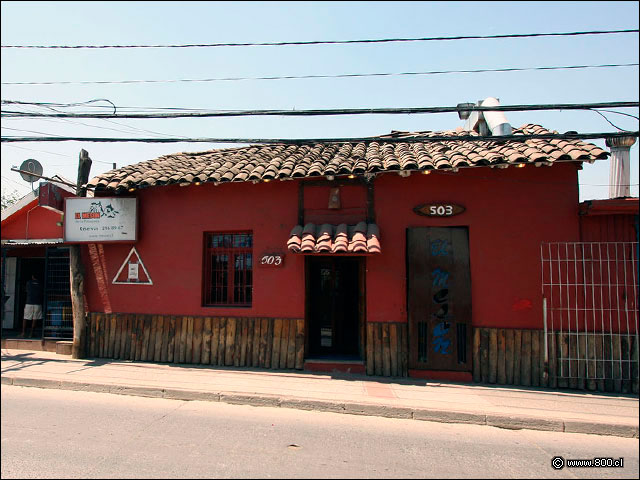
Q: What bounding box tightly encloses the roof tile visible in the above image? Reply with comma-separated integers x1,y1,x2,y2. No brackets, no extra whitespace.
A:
287,222,381,254
87,124,610,192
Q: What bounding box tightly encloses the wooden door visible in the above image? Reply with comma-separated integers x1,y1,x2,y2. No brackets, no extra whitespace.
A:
407,227,472,371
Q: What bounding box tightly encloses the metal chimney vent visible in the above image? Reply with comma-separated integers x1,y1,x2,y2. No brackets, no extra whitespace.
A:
462,97,512,136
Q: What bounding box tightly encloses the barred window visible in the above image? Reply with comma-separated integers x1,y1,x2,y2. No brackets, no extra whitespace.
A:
203,232,253,306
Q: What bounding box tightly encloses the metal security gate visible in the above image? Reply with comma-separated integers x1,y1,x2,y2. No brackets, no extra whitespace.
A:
541,242,639,391
43,247,73,339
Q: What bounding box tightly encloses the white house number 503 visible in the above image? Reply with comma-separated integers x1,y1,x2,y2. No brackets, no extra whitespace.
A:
430,205,454,216
261,255,283,266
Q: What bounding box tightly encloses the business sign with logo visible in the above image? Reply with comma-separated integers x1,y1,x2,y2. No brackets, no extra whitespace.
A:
64,197,137,243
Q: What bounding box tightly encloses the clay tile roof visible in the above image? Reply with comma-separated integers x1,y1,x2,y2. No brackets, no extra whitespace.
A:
87,124,610,193
287,222,382,254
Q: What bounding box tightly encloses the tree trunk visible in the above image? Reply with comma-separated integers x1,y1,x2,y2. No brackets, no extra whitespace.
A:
70,149,92,359
70,245,85,358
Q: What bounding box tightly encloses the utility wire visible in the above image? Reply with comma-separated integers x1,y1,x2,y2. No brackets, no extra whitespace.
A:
589,109,634,132
8,100,638,117
2,131,638,144
1,143,69,157
2,63,638,86
2,29,637,49
1,126,66,137
2,101,638,119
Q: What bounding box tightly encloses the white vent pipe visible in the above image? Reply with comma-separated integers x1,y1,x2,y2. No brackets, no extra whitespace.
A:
480,97,512,136
606,136,636,198
461,97,512,136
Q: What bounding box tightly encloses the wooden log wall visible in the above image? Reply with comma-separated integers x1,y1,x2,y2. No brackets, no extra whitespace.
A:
365,322,408,377
87,313,304,370
472,328,639,394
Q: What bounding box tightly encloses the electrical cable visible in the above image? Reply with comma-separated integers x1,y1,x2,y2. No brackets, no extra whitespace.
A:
2,131,638,144
2,101,638,119
1,126,66,137
2,63,637,86
1,143,69,157
2,29,637,49
589,110,633,132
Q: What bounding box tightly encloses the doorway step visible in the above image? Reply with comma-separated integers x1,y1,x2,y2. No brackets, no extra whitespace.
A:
304,358,366,375
1,338,73,356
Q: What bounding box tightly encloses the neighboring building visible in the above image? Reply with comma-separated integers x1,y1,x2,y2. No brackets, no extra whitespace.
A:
1,179,77,340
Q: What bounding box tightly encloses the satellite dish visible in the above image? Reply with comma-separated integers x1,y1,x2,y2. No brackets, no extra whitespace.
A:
19,159,43,184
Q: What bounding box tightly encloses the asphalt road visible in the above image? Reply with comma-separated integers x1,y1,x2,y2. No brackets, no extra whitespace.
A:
1,384,638,479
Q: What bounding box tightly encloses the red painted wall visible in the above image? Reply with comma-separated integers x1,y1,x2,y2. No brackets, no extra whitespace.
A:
83,162,581,330
1,200,65,240
368,162,580,329
83,180,304,318
580,215,638,242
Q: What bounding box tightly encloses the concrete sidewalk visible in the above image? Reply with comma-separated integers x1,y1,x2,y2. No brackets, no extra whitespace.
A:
1,348,638,438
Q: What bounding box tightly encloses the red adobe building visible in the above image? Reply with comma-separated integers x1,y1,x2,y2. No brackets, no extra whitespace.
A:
5,109,636,393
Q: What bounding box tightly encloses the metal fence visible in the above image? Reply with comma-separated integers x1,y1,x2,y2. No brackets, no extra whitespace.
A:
541,242,638,384
43,247,73,340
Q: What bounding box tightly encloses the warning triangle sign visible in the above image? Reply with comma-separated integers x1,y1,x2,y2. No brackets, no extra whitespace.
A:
112,247,153,285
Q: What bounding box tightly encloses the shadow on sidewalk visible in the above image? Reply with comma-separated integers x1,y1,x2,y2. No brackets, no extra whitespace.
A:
2,349,638,401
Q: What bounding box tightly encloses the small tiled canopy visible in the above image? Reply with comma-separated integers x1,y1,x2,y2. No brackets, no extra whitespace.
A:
287,222,381,254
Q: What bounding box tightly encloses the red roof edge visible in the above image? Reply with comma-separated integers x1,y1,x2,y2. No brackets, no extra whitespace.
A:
579,198,639,216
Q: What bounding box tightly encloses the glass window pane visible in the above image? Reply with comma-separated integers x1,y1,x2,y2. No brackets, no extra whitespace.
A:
205,233,252,306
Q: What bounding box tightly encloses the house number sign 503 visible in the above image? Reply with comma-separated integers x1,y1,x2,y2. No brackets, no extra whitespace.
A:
413,203,466,217
260,254,284,267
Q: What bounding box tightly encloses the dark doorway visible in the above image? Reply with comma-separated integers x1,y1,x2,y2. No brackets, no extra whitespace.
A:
407,227,472,371
16,257,46,333
306,257,362,359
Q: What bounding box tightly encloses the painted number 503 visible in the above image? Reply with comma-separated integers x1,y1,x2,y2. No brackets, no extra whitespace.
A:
261,255,282,265
430,205,454,216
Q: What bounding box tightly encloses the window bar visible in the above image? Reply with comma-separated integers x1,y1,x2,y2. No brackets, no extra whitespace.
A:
612,243,622,378
580,243,589,379
564,242,572,378
614,243,622,382
598,243,606,380
590,243,597,379
556,242,564,377
573,243,580,379
606,244,614,380
633,242,640,382
541,243,548,370
548,243,556,377
622,243,630,381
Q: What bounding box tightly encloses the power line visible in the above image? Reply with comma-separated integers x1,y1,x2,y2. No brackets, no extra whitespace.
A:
2,131,638,145
1,126,66,137
1,175,29,189
2,143,69,157
2,101,638,119
2,63,637,86
2,29,637,49
589,110,634,132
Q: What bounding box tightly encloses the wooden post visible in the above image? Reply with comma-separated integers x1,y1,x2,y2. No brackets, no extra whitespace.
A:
472,328,481,382
505,329,514,385
70,149,92,359
497,329,506,385
480,328,489,383
488,329,498,384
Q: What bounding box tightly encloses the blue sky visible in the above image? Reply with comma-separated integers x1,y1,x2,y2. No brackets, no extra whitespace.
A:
1,1,638,201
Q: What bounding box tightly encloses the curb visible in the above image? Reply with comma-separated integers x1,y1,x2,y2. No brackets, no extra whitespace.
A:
2,375,638,439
